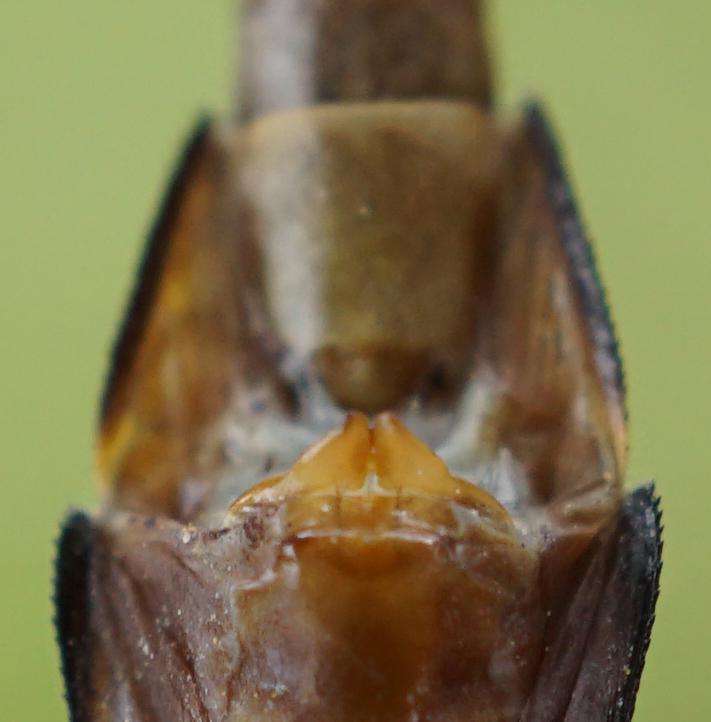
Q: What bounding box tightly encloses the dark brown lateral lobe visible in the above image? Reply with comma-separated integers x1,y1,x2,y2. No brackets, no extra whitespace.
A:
524,485,662,722
238,0,492,121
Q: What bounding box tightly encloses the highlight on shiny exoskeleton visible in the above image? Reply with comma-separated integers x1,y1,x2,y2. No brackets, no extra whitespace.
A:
55,1,662,720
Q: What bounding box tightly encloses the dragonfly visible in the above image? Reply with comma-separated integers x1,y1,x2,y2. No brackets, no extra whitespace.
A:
55,1,662,720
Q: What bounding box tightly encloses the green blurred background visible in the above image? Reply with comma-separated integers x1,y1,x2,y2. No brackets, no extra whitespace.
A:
1,1,709,719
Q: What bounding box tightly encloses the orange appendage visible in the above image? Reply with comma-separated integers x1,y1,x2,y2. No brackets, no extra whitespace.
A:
230,413,514,543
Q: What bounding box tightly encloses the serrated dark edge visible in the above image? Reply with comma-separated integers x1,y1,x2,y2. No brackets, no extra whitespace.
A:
523,102,626,416
54,511,96,722
614,483,663,722
99,116,212,423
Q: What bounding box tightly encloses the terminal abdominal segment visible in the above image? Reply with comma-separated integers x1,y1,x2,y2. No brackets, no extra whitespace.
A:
55,2,661,721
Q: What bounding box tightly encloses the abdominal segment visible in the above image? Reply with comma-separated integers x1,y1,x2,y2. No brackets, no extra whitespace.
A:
234,534,542,722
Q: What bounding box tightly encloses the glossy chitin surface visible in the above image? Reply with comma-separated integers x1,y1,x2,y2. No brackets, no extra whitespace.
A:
227,414,542,720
